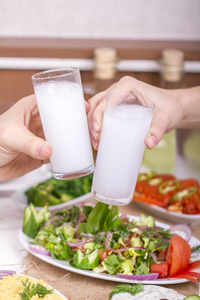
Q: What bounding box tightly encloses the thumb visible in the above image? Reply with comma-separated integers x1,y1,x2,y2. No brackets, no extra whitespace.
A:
145,114,168,150
6,125,53,160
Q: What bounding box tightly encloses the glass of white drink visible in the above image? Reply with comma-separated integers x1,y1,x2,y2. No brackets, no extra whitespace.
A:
92,91,154,206
32,68,94,180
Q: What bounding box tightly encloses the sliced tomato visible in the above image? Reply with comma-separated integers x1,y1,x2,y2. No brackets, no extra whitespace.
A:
150,262,168,278
166,235,191,276
172,272,199,284
98,249,110,262
157,248,168,261
185,260,200,272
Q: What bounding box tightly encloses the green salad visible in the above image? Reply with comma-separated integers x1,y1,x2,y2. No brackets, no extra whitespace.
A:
25,174,93,207
23,202,174,279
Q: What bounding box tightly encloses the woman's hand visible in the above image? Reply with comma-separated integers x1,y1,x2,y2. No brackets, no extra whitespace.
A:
87,76,185,151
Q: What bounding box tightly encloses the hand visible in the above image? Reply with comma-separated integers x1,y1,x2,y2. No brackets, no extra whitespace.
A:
0,95,91,182
0,95,53,181
87,76,184,151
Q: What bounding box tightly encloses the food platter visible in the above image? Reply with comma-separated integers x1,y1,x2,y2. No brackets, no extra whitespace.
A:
13,190,95,211
135,201,200,225
19,206,200,285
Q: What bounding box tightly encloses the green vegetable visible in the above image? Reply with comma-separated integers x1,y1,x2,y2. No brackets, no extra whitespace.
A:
138,214,155,227
138,171,156,182
183,296,200,300
78,202,119,234
171,186,198,201
25,174,93,207
158,179,180,194
20,279,53,300
109,283,144,299
70,249,99,269
103,254,122,275
22,204,50,238
192,244,200,253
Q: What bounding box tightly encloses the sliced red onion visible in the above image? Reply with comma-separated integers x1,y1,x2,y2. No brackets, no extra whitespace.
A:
117,273,159,280
149,251,158,263
0,270,16,280
68,235,95,248
170,224,192,242
105,232,146,252
29,244,51,256
75,215,86,238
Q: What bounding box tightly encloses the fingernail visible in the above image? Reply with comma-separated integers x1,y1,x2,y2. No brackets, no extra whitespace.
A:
93,141,99,150
94,121,99,132
146,134,157,149
39,143,51,158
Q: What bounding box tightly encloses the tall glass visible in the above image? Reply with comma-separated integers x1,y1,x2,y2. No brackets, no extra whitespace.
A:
92,92,154,206
32,68,94,180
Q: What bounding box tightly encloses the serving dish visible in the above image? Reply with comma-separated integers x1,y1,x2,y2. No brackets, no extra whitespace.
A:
135,201,200,225
19,198,200,285
110,284,185,300
0,272,68,300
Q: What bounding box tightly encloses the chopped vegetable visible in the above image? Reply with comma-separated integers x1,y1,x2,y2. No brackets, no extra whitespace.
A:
22,204,50,238
25,174,93,207
166,235,191,276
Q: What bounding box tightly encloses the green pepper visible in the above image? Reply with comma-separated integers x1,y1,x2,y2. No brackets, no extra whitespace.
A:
158,179,181,194
171,186,198,201
148,177,163,186
138,171,156,182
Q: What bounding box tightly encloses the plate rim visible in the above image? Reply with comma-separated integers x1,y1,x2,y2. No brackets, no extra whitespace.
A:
134,200,200,224
12,189,94,211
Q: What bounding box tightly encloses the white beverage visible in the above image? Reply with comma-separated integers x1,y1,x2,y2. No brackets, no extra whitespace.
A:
92,103,153,205
34,81,94,178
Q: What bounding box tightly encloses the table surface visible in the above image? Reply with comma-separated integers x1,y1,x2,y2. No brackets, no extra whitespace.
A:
0,192,199,300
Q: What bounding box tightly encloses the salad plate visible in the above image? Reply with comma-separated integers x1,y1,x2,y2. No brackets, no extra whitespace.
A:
135,201,200,225
13,191,95,211
19,212,200,285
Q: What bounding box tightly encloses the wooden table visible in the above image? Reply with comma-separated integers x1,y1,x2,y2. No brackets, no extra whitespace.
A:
0,194,199,300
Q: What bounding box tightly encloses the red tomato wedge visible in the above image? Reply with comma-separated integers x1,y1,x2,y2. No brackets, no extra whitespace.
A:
150,262,168,278
166,235,191,276
98,249,110,262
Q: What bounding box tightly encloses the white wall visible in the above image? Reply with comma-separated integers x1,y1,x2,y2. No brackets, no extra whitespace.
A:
0,0,199,40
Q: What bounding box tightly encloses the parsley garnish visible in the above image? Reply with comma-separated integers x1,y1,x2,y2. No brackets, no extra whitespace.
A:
20,279,53,300
109,283,144,299
192,244,200,253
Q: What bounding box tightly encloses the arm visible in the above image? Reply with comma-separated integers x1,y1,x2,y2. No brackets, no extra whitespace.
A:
87,76,200,151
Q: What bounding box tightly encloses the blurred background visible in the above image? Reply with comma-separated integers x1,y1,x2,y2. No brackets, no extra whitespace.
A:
0,0,199,178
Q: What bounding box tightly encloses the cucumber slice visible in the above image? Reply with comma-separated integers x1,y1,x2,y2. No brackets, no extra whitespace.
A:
184,295,200,300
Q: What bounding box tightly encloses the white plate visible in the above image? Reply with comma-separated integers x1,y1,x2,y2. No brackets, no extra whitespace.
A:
13,191,95,211
19,209,200,285
135,201,200,225
0,164,52,195
110,285,185,300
